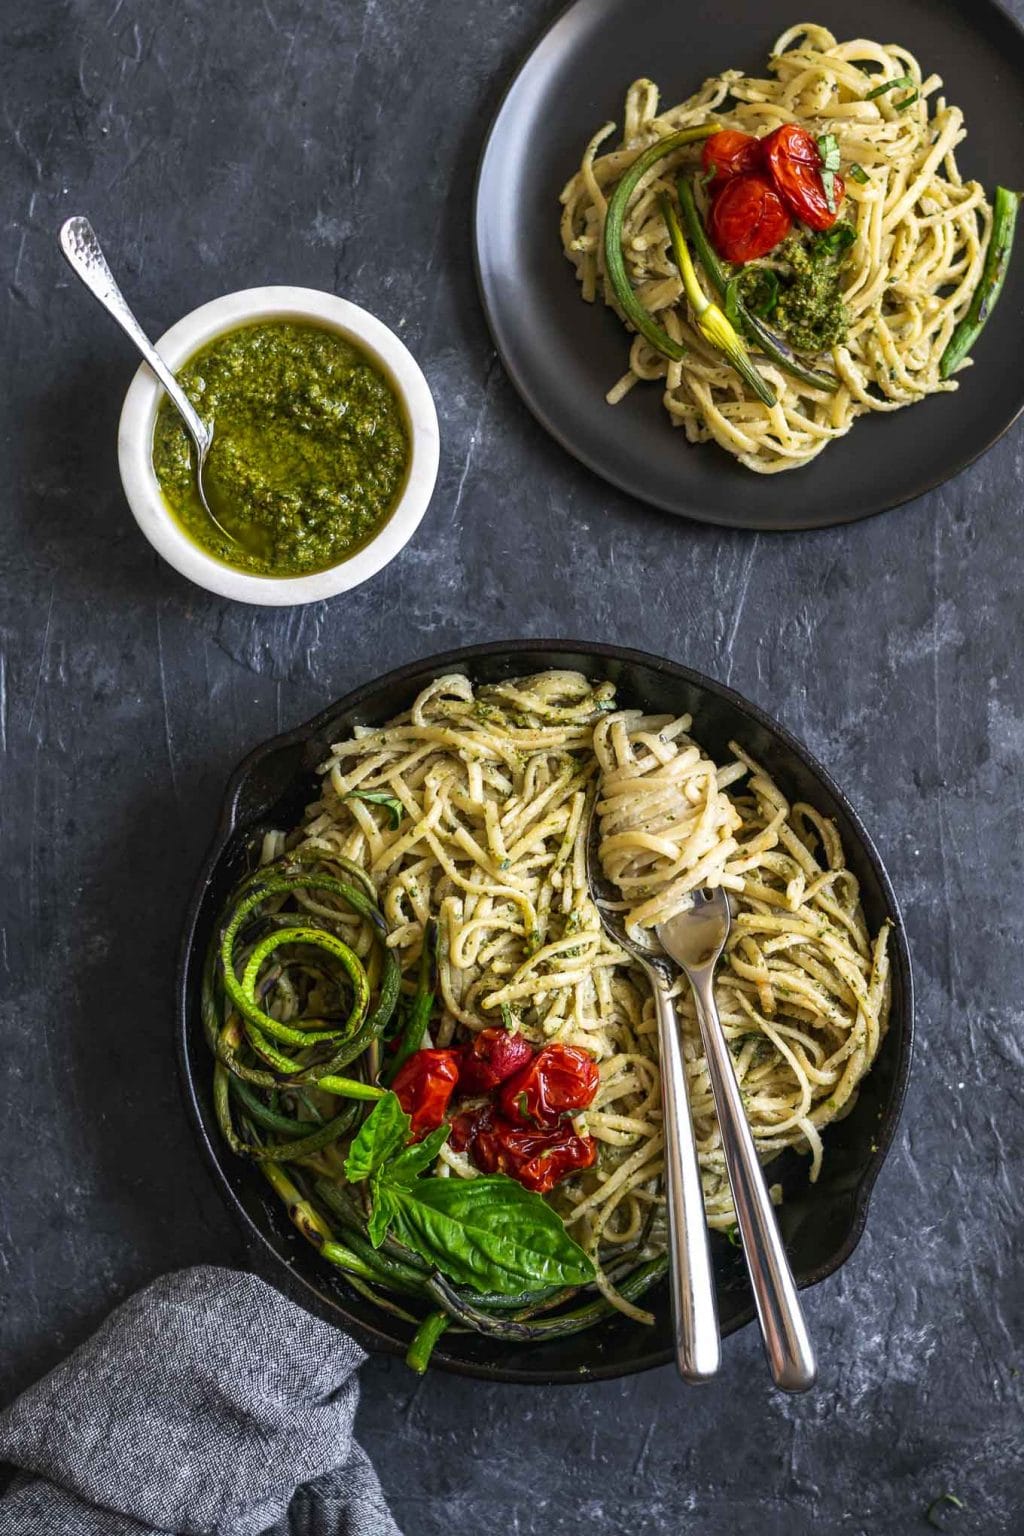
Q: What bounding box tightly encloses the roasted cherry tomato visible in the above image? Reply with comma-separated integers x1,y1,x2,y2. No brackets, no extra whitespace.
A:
474,1118,598,1194
498,1044,599,1128
761,123,844,232
447,1109,483,1154
707,172,793,263
459,1026,534,1095
701,130,763,185
392,1048,460,1141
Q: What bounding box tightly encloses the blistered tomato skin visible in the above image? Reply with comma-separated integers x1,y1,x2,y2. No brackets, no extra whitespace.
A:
392,1049,461,1140
447,1109,484,1154
498,1044,600,1128
459,1027,534,1095
762,123,844,232
474,1120,598,1194
708,173,793,263
701,130,763,184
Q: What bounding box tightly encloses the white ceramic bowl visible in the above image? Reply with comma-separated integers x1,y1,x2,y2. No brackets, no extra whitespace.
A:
117,286,440,605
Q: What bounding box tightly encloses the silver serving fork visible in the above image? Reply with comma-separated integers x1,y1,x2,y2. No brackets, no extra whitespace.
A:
585,806,721,1384
658,887,816,1392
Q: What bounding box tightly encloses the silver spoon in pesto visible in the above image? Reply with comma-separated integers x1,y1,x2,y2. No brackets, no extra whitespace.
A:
58,216,238,548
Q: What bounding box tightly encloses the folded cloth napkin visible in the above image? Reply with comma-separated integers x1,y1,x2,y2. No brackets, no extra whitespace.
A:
0,1266,401,1536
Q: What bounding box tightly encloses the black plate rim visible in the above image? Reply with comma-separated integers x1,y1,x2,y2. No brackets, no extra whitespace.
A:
177,638,915,1384
472,0,1024,531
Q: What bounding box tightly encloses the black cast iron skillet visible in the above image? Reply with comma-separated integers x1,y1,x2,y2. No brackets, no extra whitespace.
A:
177,640,914,1383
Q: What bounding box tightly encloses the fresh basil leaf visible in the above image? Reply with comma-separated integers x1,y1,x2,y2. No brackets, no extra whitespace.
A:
387,1124,451,1187
375,1173,596,1294
342,789,405,830
367,1181,396,1247
865,75,918,110
848,162,869,185
344,1092,410,1184
500,1002,519,1033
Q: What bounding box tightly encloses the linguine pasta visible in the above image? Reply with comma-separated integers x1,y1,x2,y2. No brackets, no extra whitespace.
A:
560,23,992,472
273,671,890,1319
595,707,892,1232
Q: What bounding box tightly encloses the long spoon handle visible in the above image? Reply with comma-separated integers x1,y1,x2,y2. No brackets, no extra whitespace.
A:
648,968,721,1383
689,968,816,1392
58,216,210,455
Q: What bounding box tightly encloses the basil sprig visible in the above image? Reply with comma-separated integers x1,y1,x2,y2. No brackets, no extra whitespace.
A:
816,133,841,214
342,788,405,829
345,1094,596,1293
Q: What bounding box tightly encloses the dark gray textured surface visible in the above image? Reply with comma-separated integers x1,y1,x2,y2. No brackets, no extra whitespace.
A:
1,1,1021,1532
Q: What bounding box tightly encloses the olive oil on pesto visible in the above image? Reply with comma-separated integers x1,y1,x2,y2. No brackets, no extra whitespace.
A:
152,320,409,577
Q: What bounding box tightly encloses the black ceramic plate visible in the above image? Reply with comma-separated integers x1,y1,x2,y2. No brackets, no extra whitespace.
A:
474,0,1024,529
178,641,913,1383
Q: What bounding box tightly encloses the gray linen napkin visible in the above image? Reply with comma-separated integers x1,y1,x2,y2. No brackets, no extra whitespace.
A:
0,1266,402,1536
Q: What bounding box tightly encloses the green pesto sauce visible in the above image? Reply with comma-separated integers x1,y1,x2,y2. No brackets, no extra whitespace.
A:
152,320,409,577
770,227,851,353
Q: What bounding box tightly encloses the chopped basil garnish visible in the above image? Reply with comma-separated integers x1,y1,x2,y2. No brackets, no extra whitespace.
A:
817,133,841,169
342,788,405,829
866,75,919,110
500,1003,520,1033
848,162,869,185
817,133,841,214
817,221,857,257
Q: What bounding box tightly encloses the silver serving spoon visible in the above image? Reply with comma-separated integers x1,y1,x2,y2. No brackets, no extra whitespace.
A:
58,215,237,547
657,887,817,1393
586,805,721,1384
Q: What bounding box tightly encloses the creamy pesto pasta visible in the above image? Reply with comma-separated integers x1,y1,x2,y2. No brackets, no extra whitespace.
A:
269,671,889,1320
560,23,993,472
594,705,892,1232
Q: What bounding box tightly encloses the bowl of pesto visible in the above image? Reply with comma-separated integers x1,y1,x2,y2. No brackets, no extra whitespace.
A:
118,286,439,605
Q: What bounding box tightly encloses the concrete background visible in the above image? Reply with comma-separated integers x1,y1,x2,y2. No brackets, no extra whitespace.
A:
1,1,1022,1531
